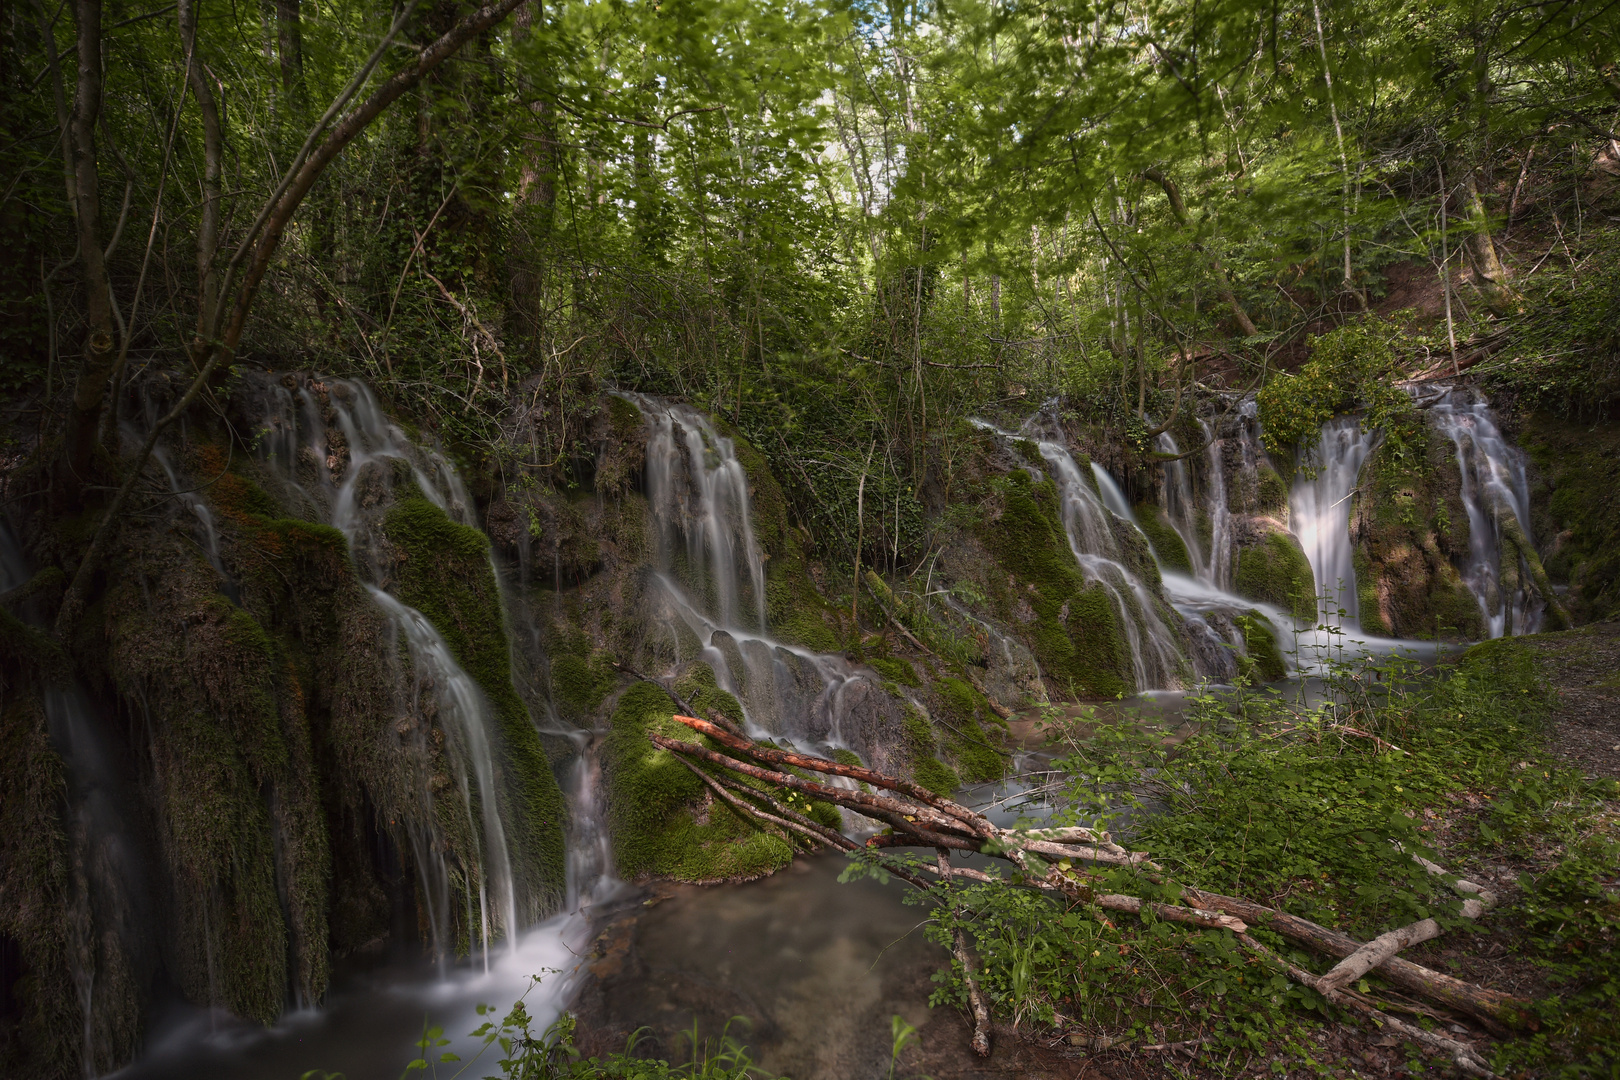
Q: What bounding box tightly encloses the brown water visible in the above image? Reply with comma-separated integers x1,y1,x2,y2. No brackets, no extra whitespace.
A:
571,853,943,1079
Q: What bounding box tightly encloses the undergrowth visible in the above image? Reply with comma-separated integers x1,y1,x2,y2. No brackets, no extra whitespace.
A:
849,636,1619,1075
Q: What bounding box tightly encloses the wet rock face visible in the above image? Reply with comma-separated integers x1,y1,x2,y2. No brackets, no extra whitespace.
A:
1231,517,1317,620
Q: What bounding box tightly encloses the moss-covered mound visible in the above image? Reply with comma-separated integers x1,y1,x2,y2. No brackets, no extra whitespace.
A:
1235,610,1287,682
1349,436,1487,639
975,469,1132,698
381,497,567,915
1233,529,1317,620
602,674,805,881
1134,503,1193,574
1522,411,1620,624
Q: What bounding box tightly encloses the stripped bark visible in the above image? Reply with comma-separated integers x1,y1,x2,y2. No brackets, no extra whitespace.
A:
1186,888,1534,1032
1238,933,1496,1078
939,848,992,1057
1316,917,1444,994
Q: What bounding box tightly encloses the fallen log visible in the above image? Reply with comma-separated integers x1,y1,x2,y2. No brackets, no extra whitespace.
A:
649,733,976,839
1238,933,1497,1078
646,718,1535,1062
1317,918,1444,994
1186,889,1534,1033
669,714,990,834
938,848,993,1057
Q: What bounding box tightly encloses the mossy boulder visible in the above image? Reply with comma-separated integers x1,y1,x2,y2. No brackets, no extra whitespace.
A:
601,677,797,881
1134,503,1192,574
1350,433,1488,640
381,497,567,916
1523,411,1620,623
1235,610,1287,682
974,469,1132,698
1233,527,1317,620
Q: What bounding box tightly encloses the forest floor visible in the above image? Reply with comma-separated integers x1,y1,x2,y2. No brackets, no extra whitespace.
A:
567,626,1620,1080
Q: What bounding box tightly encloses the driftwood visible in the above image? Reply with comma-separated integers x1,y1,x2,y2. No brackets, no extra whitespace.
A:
648,712,1530,1070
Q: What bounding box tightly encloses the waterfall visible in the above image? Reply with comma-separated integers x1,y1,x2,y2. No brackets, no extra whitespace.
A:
637,396,768,633
1131,427,1289,681
1289,417,1378,630
366,589,517,970
1155,431,1204,571
967,420,1190,691
2,524,152,1077
241,375,520,960
629,395,866,746
1199,418,1233,589
1430,389,1542,637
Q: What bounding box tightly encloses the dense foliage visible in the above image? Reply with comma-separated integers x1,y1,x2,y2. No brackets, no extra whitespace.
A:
5,0,1618,576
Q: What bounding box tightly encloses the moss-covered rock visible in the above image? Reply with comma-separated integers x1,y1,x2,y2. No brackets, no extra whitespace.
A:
1350,432,1487,640
975,469,1132,697
1134,503,1193,574
1235,610,1287,682
381,497,568,917
1522,411,1620,624
1233,528,1317,620
601,677,797,881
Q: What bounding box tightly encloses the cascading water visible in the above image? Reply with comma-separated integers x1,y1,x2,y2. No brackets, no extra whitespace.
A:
1290,417,1378,630
1200,418,1234,589
971,420,1190,690
1127,428,1291,680
243,376,518,961
1154,431,1204,571
1430,389,1542,637
2,524,152,1078
630,395,869,747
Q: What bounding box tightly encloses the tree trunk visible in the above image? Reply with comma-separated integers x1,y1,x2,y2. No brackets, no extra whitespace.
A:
179,0,224,354
1461,171,1511,312
59,0,117,505
1142,167,1258,337
275,0,304,108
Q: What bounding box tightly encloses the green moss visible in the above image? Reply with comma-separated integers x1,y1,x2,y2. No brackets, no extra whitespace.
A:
913,756,962,795
0,696,78,1078
1235,610,1287,682
832,748,864,768
868,655,920,686
1353,548,1390,636
1134,503,1193,574
673,662,746,725
383,497,567,913
601,679,799,881
1257,465,1289,514
550,650,617,717
1234,532,1317,620
605,394,643,438
1524,411,1620,623
977,470,1131,697
933,677,1006,782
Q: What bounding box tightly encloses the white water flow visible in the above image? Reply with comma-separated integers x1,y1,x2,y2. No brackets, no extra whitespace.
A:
1200,418,1234,589
1155,431,1204,571
631,395,871,747
366,589,516,971
1022,437,1188,690
639,396,767,633
1430,390,1541,637
1290,417,1379,630
242,376,518,963
1129,430,1292,678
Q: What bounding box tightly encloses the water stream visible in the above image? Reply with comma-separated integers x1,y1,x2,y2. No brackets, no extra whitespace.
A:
1290,417,1379,630
1429,388,1542,637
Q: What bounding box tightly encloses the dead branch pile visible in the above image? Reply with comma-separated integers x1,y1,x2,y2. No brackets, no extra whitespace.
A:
652,713,1533,1076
